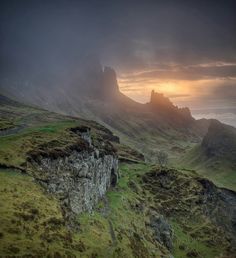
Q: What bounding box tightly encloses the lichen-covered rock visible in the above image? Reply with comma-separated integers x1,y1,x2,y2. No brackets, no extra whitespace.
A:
149,215,173,251
28,127,118,217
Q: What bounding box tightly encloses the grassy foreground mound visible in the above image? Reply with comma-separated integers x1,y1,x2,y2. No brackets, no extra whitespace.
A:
76,163,235,258
0,169,81,257
0,164,171,257
1,163,235,257
141,167,236,258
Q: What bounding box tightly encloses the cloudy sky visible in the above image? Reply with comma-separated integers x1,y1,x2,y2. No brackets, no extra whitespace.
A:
0,0,236,124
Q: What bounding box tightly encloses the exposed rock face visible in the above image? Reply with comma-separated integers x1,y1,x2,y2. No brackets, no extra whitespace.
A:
149,90,194,125
149,215,173,251
32,150,118,214
102,66,119,99
197,178,236,242
28,127,118,216
150,90,174,111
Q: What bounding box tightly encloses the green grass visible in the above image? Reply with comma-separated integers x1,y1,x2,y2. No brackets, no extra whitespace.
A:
0,162,233,257
75,163,169,258
75,162,233,257
180,144,236,191
0,96,234,257
0,169,80,257
172,221,221,258
0,119,15,130
0,120,81,167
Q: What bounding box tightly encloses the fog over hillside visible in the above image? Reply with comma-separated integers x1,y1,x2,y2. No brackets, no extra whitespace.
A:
0,0,236,127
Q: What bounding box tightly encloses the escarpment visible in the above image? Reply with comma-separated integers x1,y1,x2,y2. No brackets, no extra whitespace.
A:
27,126,119,217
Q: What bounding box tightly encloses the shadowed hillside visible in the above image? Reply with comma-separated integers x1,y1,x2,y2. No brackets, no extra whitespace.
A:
0,62,210,162
181,120,236,190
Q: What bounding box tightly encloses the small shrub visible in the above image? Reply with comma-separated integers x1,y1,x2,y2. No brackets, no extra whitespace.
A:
73,240,86,252
47,217,64,226
30,208,39,215
8,245,20,253
187,250,199,257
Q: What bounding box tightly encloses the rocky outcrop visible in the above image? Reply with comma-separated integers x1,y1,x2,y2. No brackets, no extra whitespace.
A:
27,126,118,218
149,90,194,126
102,66,119,99
142,168,236,252
197,178,236,242
149,215,173,251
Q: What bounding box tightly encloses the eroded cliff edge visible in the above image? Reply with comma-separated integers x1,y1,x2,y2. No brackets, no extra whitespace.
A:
27,126,119,222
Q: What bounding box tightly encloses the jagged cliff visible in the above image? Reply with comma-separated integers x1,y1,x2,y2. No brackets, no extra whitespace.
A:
28,126,118,218
0,95,120,224
0,62,210,165
149,90,194,126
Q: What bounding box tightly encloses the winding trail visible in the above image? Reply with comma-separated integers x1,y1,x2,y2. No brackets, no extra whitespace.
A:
101,196,117,246
102,196,117,254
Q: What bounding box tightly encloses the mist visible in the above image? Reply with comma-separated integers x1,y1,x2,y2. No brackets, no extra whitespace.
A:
0,0,235,122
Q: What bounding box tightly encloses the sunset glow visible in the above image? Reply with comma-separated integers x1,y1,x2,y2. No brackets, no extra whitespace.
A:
118,67,236,110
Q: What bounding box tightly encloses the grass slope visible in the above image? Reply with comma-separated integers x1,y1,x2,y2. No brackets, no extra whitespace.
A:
179,121,236,191
75,163,234,258
0,162,234,257
180,144,236,191
0,169,81,257
0,95,120,170
0,95,234,257
75,162,169,258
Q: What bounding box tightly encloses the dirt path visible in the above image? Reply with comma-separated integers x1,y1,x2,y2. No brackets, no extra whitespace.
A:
102,196,117,246
108,219,116,244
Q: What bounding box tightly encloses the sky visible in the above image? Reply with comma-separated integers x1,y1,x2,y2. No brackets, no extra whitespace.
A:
0,0,236,124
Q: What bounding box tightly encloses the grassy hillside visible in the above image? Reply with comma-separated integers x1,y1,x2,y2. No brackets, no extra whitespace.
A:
0,95,121,170
79,100,202,164
180,121,236,191
2,163,234,257
180,145,236,191
0,169,82,257
0,95,169,257
0,95,235,257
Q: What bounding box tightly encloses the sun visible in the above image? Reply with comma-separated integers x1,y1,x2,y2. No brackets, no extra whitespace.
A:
156,81,178,94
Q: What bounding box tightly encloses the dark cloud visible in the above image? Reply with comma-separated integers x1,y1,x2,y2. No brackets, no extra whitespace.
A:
0,0,235,126
119,63,236,83
0,0,236,77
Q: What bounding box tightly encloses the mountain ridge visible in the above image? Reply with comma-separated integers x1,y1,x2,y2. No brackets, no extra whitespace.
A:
0,93,235,257
1,63,235,190
0,63,210,151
